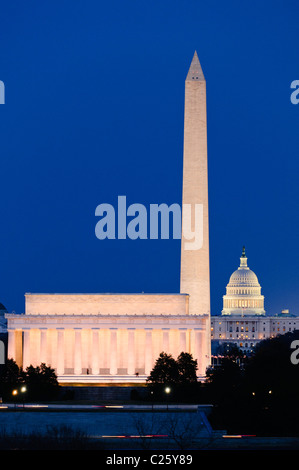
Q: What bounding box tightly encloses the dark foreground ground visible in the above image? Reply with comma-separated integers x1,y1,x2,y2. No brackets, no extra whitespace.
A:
0,402,299,450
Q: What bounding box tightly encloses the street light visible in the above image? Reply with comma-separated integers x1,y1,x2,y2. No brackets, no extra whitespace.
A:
165,386,171,411
12,389,18,410
150,390,154,410
20,386,27,408
12,386,27,409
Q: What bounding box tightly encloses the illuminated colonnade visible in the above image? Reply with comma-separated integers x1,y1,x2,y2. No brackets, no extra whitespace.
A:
6,294,209,383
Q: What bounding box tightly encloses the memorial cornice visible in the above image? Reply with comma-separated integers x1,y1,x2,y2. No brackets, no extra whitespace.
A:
5,313,208,329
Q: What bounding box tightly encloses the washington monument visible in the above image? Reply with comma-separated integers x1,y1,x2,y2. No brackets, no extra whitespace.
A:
180,51,210,316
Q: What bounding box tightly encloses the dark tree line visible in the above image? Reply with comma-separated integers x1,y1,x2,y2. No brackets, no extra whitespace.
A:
146,332,299,436
0,359,59,401
146,352,200,401
205,330,299,436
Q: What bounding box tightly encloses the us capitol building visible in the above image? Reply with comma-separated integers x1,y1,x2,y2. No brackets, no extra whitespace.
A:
211,247,299,356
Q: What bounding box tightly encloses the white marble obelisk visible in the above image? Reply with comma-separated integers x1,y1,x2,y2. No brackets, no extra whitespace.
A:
180,51,211,374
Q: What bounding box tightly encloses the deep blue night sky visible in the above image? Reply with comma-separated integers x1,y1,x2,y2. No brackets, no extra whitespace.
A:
0,1,298,316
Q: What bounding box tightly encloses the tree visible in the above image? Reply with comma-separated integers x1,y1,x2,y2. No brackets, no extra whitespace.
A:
147,352,179,387
146,351,199,401
0,358,22,399
21,363,59,400
215,342,245,360
177,352,198,384
206,330,299,436
205,357,248,433
244,331,299,397
0,360,60,401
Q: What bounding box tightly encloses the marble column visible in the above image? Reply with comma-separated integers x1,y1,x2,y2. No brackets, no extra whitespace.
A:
194,328,204,375
23,329,30,369
74,328,82,375
127,328,135,375
7,329,15,361
40,328,47,365
110,328,118,375
144,328,153,375
162,328,169,353
179,328,187,353
92,328,100,375
56,328,65,376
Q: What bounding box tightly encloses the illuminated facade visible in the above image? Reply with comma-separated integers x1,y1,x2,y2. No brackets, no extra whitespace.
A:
211,310,299,355
211,248,298,354
6,293,210,383
5,52,211,383
221,247,265,316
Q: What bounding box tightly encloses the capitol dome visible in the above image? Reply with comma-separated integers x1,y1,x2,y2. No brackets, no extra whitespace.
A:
228,264,260,287
221,247,265,316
